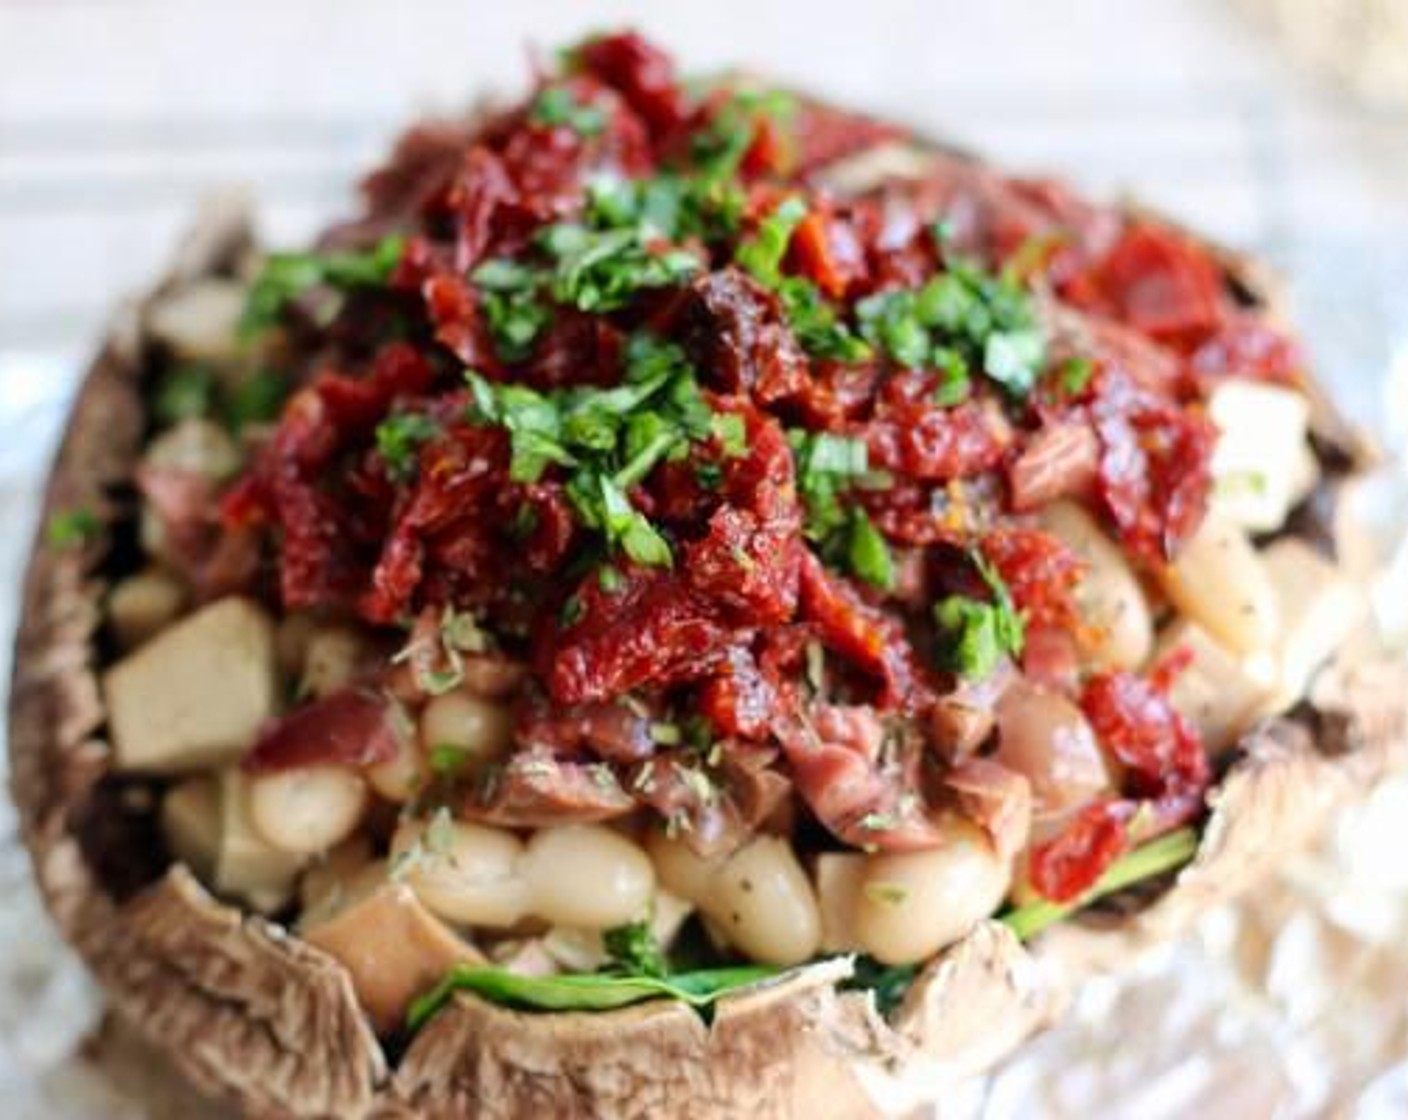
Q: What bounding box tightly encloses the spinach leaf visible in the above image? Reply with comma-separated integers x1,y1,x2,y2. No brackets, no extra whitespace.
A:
407,963,777,1031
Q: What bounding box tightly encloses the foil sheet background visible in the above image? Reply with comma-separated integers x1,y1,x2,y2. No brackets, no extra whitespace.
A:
1,2,1406,1115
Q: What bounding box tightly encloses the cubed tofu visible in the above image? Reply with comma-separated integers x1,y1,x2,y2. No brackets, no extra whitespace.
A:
1208,378,1316,533
160,775,221,882
1260,538,1365,714
814,852,865,953
1155,620,1278,756
214,770,304,913
103,597,276,774
303,867,481,1034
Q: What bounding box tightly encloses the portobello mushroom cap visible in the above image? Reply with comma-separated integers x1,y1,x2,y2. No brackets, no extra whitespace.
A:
10,133,1407,1119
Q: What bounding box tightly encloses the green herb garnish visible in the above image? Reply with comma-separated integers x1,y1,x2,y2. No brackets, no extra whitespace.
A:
375,412,439,480
470,259,554,362
539,223,701,313
469,336,719,567
932,554,1024,679
241,234,405,336
847,507,895,591
530,85,607,136
46,507,99,550
427,743,472,776
602,920,668,978
856,259,1045,395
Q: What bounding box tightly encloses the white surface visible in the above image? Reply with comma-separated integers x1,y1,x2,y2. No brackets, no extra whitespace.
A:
1,1,1407,1117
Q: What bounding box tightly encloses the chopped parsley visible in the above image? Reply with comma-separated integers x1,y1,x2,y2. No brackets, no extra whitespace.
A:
470,259,554,362
1053,356,1095,397
427,743,472,776
375,412,439,480
46,507,98,550
790,430,882,541
736,196,807,287
856,259,1046,395
689,87,796,184
241,234,405,336
539,223,701,313
847,507,895,591
468,335,719,567
932,554,1025,679
602,920,668,978
734,196,870,361
530,85,606,135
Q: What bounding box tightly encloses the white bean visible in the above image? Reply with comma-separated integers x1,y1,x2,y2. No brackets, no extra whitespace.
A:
646,828,725,904
704,836,821,966
391,818,531,928
994,681,1110,817
814,852,866,953
247,765,368,855
365,733,428,803
300,626,370,698
853,819,1010,965
1156,511,1280,655
109,569,187,651
521,825,655,930
1040,501,1152,669
419,691,513,761
143,418,241,479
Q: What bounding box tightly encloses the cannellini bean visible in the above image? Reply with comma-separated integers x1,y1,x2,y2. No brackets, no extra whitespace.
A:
994,681,1110,817
1259,538,1364,714
704,836,822,966
161,775,221,881
419,691,513,760
1155,620,1277,755
853,819,1010,965
365,733,428,803
1040,501,1152,669
275,613,318,680
646,829,726,904
814,852,865,952
109,569,187,650
298,837,377,930
247,765,368,855
391,818,532,927
144,418,242,480
1156,512,1279,656
521,825,655,930
300,626,371,698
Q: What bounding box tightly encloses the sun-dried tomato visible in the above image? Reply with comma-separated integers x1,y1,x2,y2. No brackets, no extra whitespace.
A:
1080,667,1210,827
1092,373,1217,562
979,525,1083,632
1029,798,1135,902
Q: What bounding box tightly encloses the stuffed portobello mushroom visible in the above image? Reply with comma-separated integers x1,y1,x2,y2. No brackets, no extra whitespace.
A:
11,30,1407,1119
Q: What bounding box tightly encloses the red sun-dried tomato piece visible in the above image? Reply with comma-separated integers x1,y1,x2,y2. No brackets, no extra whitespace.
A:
1080,667,1210,827
1028,797,1135,903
